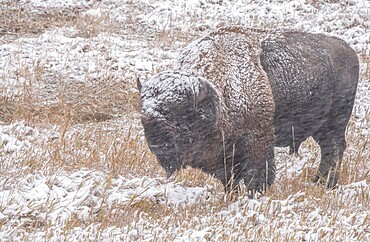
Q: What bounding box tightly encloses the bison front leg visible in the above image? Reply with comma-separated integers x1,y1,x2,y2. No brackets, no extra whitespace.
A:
227,144,276,194
213,140,275,194
313,134,346,189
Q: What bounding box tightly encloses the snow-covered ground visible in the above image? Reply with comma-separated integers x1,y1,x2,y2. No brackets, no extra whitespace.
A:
0,0,369,241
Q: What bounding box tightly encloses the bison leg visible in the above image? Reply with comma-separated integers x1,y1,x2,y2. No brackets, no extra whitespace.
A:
215,144,275,194
228,147,275,194
313,133,346,189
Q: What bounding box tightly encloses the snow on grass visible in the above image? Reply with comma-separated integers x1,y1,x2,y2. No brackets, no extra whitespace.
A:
2,170,367,241
0,121,59,165
18,0,93,9
0,168,211,241
0,0,369,241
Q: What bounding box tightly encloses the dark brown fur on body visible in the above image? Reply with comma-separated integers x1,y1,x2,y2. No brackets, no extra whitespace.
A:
138,26,359,193
260,31,359,188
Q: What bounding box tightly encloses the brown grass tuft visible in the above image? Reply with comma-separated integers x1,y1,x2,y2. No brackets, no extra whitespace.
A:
0,2,78,37
0,2,119,39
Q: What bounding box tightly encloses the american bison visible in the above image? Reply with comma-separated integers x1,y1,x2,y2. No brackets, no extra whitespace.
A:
138,26,359,193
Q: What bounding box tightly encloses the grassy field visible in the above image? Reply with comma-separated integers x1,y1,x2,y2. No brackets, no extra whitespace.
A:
0,0,369,241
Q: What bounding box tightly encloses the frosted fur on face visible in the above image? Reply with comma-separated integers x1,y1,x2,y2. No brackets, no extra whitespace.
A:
140,71,213,119
140,71,222,177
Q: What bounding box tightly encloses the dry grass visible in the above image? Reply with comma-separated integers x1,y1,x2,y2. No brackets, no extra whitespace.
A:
0,2,78,36
0,36,140,126
3,81,139,125
0,2,119,39
0,1,369,241
0,2,131,128
0,80,140,127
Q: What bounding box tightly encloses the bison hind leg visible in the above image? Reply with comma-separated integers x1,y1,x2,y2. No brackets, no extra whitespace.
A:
313,132,346,189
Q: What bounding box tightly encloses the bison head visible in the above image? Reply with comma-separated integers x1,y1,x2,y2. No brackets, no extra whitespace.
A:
138,70,221,177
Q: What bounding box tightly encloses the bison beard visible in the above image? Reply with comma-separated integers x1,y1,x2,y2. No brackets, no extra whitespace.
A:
138,26,359,193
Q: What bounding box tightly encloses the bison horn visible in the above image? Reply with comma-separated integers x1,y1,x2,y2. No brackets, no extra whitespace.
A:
136,75,144,92
196,77,213,104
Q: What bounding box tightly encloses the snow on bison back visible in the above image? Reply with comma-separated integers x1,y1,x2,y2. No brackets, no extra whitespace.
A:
138,26,359,193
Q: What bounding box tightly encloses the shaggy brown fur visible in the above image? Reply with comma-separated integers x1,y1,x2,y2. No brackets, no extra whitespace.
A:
138,26,359,192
